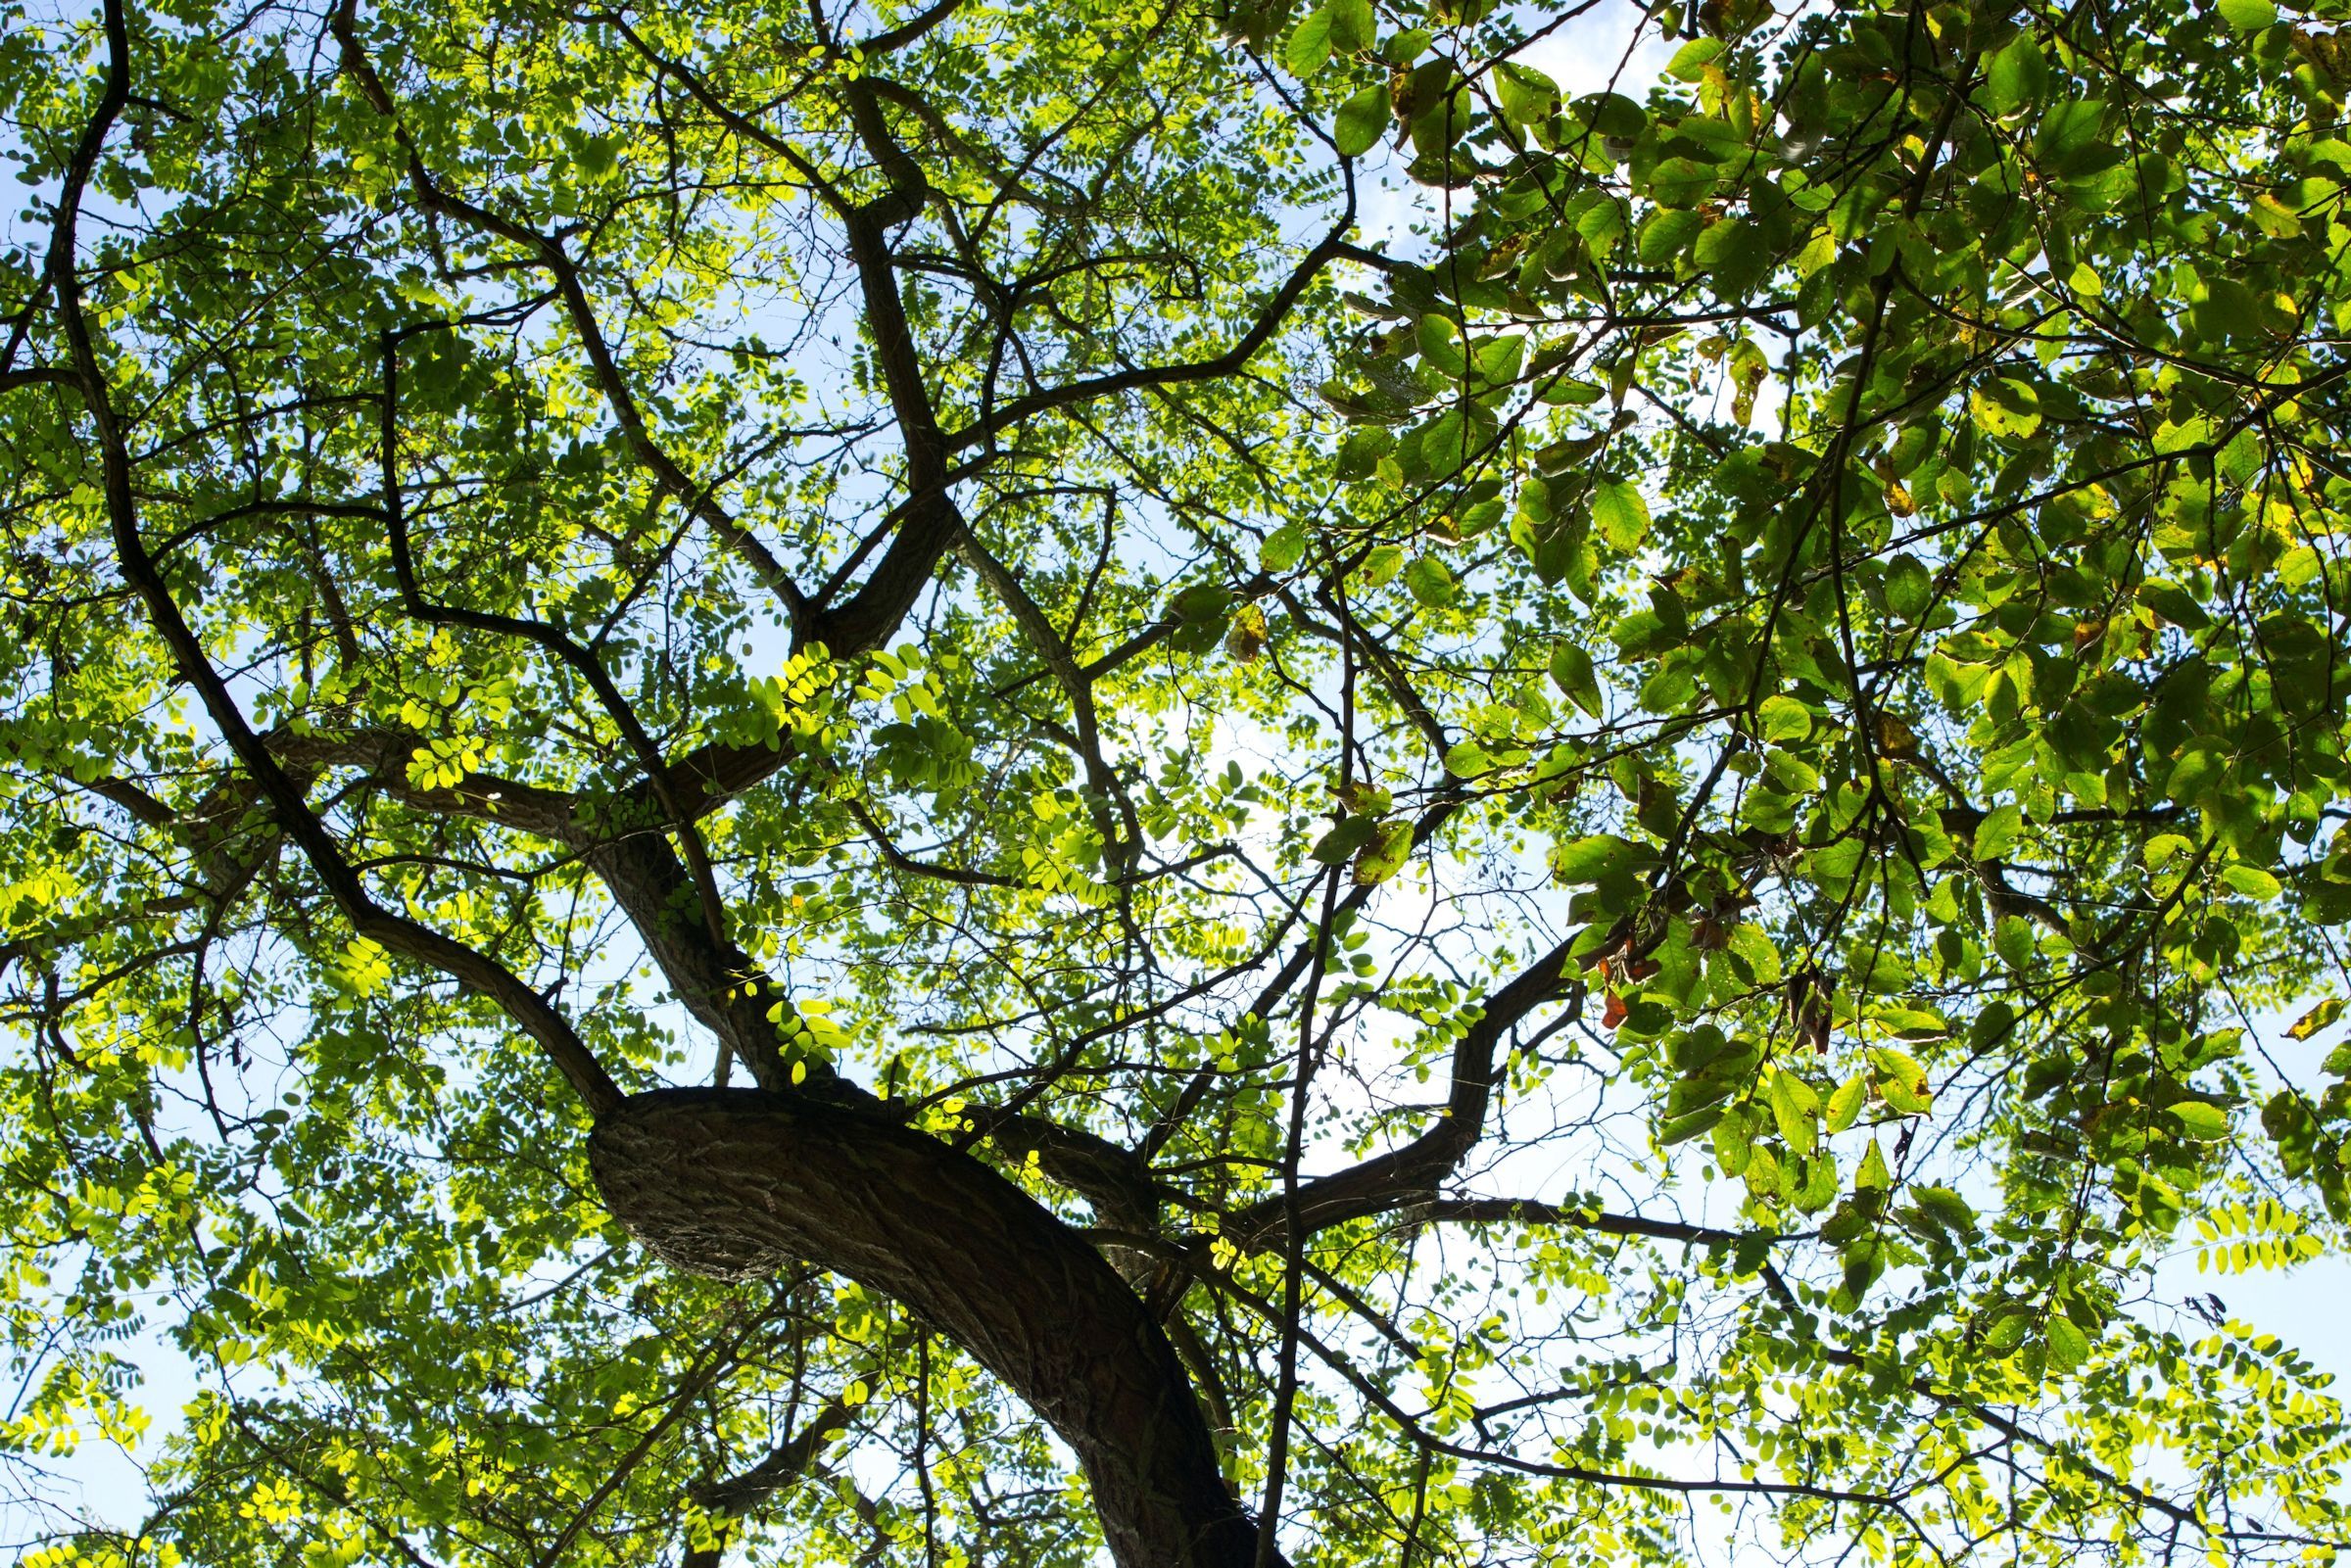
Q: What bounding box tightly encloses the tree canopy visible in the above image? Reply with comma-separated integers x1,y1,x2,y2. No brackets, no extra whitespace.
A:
6,0,2351,1560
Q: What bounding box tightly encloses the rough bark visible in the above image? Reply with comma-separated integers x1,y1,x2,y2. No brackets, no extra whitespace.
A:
589,1089,1256,1568
580,833,800,1092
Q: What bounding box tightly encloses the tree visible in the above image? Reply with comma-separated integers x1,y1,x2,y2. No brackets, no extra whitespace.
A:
4,0,2351,1557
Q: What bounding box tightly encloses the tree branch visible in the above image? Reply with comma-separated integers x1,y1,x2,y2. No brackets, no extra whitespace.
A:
55,0,620,1116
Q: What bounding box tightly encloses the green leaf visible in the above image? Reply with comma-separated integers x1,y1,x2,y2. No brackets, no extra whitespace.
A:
1404,554,1458,608
1983,31,2048,116
1574,90,1645,139
2218,426,2268,485
1913,1185,1976,1234
1726,923,1783,983
1659,1105,1724,1145
1382,26,1431,61
2136,580,2212,631
1757,694,1813,742
1494,62,1559,127
1841,1233,1884,1303
1416,313,1467,377
2043,1314,2090,1372
1766,1069,1821,1148
1310,815,1381,864
1352,820,1415,885
1171,582,1232,621
1994,915,2036,972
2035,99,2108,159
1285,7,1334,75
1472,333,1525,385
1575,200,1627,254
1167,583,1234,652
1825,1074,1868,1134
1549,643,1603,718
1638,208,1703,264
1794,1151,1839,1212
2167,1099,2231,1141
2220,864,2282,900
2153,415,2213,456
1445,736,1495,776
2193,278,2266,344
2217,0,2278,29
1591,480,1651,552
1416,408,1471,471
1870,1048,1934,1116
1646,158,1716,209
2249,192,2304,240
1550,833,1652,885
1973,803,2024,861
1983,1307,2033,1354
1970,376,2041,438
1713,1107,1756,1174
1693,218,1765,293
2290,997,2346,1041
1663,37,1724,80
1262,524,1309,572
1884,554,1934,621
1326,0,1373,52
1876,1006,1950,1042
1334,83,1390,157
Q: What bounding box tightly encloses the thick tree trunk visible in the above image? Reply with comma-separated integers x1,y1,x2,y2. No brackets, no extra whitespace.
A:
589,1089,1256,1568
